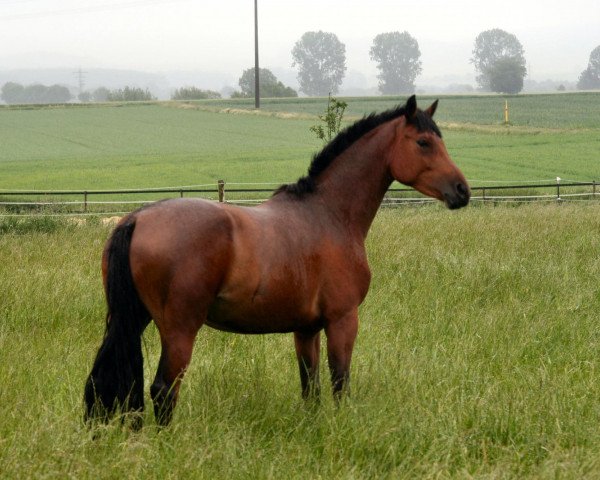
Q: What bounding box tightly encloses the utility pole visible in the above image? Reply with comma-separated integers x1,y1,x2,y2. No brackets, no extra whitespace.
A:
254,0,260,109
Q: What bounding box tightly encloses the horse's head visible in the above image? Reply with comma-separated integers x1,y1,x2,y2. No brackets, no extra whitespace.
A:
386,95,470,209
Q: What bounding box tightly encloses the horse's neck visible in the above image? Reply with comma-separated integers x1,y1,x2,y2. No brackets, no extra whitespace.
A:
312,131,393,238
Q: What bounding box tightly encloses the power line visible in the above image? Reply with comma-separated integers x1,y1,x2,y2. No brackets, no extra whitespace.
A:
73,67,88,95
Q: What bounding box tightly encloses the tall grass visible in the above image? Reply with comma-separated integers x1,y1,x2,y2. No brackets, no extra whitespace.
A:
1,203,600,478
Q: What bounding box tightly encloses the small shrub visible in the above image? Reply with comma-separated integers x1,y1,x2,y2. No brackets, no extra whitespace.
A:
171,87,221,100
310,94,347,143
107,86,155,102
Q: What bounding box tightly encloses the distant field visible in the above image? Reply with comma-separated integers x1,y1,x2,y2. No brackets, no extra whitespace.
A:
0,104,317,190
194,92,600,129
0,93,599,195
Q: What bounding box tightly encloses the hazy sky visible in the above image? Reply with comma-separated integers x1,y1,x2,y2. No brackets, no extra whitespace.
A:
0,0,598,88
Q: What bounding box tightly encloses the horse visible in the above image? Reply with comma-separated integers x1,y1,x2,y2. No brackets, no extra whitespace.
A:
84,95,470,427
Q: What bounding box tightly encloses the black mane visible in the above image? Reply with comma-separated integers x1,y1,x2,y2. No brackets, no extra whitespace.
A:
275,102,441,197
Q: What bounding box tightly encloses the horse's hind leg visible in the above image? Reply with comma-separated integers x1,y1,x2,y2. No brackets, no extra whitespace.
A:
150,331,197,426
150,304,206,426
293,331,321,399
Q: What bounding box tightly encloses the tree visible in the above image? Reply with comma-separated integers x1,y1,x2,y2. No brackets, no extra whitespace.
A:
577,45,600,90
171,86,221,100
78,91,92,103
291,31,346,96
26,84,48,103
92,87,110,102
45,85,71,103
487,56,527,94
471,28,526,92
1,82,25,104
233,68,297,98
369,31,422,94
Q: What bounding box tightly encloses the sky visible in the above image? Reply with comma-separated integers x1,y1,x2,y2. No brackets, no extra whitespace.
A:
0,0,598,90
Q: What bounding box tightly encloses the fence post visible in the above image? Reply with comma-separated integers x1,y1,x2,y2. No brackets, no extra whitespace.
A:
556,177,561,200
482,187,486,201
84,191,88,213
594,180,597,196
218,180,225,203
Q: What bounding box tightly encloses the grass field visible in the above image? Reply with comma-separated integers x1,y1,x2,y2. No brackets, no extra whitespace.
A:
0,93,599,193
1,203,600,478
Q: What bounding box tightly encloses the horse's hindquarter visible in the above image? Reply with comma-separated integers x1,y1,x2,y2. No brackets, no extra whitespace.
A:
128,199,234,328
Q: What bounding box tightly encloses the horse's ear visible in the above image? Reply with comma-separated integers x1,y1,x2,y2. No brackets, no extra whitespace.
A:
404,95,417,119
425,99,439,118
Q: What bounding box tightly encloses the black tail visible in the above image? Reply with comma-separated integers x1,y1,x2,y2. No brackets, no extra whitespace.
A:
84,218,151,426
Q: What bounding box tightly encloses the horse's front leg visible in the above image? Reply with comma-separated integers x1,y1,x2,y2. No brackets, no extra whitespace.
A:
293,330,321,399
325,308,358,400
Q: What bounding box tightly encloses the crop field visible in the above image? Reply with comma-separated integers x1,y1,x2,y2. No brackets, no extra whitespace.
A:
197,92,600,129
1,93,600,478
0,93,599,193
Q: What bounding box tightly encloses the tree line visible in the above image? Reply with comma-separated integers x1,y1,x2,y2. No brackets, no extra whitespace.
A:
79,86,156,102
0,84,159,104
228,29,600,98
2,30,599,105
285,28,600,96
0,82,226,104
0,82,71,104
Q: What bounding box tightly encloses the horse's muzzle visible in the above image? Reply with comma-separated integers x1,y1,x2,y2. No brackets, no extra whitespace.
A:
444,182,470,210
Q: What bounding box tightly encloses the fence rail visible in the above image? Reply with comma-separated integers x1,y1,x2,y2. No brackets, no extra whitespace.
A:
0,180,598,216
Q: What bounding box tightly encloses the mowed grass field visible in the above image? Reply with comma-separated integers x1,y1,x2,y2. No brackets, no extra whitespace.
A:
1,204,600,478
1,93,600,478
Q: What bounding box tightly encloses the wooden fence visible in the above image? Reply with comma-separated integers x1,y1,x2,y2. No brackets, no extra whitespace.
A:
0,180,598,216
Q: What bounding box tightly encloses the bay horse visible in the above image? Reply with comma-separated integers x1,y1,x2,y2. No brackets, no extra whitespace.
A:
84,95,470,427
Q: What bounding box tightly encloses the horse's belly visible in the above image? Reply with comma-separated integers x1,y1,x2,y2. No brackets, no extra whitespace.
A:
206,290,319,334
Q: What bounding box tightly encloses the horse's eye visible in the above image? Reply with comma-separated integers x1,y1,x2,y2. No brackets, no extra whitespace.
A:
416,139,429,148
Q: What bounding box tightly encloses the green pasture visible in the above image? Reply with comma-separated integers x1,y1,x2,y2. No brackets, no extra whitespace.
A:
0,93,599,195
1,203,600,478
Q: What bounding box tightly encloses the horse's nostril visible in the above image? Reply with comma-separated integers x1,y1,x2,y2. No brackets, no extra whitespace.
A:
456,182,469,198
